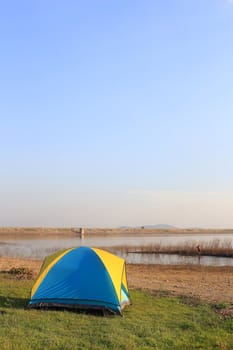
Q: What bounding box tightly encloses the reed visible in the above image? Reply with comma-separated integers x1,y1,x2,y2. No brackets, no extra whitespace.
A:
107,239,233,258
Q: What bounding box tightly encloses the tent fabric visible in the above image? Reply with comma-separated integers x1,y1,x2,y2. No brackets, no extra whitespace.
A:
28,246,130,315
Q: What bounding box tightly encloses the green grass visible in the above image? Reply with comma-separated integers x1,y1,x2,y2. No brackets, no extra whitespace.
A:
0,272,233,350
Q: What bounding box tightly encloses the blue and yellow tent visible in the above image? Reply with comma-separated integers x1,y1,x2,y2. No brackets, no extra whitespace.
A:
28,246,130,315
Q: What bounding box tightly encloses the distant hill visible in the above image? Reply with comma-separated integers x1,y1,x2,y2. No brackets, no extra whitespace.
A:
119,224,176,229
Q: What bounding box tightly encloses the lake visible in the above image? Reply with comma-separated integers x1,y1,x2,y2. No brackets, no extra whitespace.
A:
1,233,233,266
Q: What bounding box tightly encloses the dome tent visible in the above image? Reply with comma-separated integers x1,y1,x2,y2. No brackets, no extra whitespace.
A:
28,246,130,315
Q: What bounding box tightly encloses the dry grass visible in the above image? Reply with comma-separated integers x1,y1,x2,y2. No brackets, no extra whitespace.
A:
7,267,34,279
108,239,233,257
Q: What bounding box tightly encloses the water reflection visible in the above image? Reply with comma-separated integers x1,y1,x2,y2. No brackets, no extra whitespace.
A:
119,252,233,266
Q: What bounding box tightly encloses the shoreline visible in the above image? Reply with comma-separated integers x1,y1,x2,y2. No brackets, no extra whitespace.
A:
0,227,233,240
1,256,233,304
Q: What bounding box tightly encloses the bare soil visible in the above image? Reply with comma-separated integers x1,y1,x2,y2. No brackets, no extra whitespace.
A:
1,257,233,304
0,257,41,276
127,264,233,304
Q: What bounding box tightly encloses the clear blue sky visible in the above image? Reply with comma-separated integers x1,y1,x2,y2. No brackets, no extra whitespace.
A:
1,0,233,228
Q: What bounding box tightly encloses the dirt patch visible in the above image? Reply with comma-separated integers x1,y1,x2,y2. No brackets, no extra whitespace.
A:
127,264,233,304
1,257,233,304
0,257,41,277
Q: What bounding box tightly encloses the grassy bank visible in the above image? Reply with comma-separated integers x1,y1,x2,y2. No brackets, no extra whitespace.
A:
0,270,233,349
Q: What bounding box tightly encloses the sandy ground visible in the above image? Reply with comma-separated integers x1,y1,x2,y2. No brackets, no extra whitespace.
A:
1,257,233,304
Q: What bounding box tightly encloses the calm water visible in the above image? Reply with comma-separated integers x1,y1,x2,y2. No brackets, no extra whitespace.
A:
1,234,233,266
